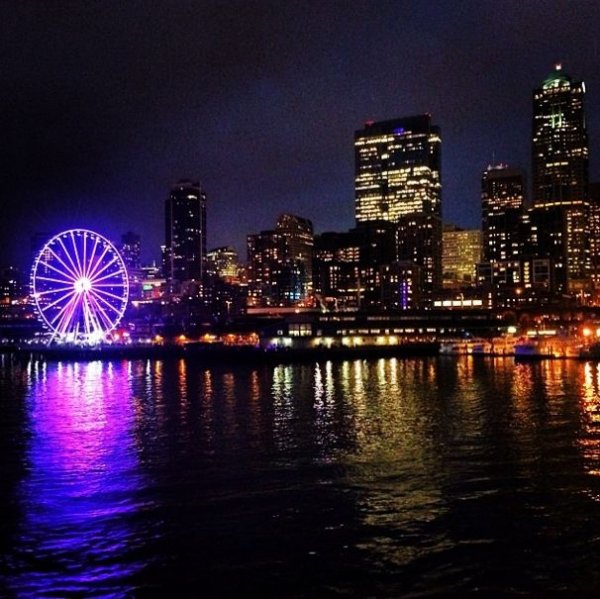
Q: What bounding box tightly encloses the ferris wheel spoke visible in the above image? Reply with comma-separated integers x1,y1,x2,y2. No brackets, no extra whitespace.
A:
91,270,126,285
35,260,76,283
70,230,85,279
83,294,103,335
92,282,127,288
82,232,88,282
87,292,117,330
42,288,77,313
86,244,111,281
46,246,80,281
92,286,129,303
57,237,83,279
36,285,75,297
34,273,74,286
50,293,80,334
89,287,123,316
83,235,101,279
89,255,119,283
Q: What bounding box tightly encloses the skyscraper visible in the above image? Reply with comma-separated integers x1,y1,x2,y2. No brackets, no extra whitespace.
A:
532,64,588,205
355,115,441,223
120,231,142,300
481,164,525,263
354,115,442,305
530,64,590,294
246,214,314,307
164,179,207,291
442,225,482,288
276,214,314,300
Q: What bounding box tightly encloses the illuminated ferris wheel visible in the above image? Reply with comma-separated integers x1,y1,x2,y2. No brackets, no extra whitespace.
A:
31,229,129,344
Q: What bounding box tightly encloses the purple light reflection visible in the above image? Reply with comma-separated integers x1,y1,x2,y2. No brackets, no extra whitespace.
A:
9,360,154,597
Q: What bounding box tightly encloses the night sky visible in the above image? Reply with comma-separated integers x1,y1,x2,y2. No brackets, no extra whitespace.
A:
2,0,600,269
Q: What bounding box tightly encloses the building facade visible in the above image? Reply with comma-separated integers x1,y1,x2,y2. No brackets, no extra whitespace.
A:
164,180,207,293
247,214,314,307
481,165,525,263
442,226,482,289
354,115,442,305
530,64,590,295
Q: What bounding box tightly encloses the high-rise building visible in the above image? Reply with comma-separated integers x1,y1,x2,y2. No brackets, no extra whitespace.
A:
313,222,397,311
355,115,442,223
481,165,525,263
206,246,240,283
246,214,314,307
120,231,142,300
354,115,442,305
164,180,207,292
530,64,590,294
589,183,600,292
532,64,588,205
246,230,285,307
442,226,482,288
120,231,141,271
276,214,314,299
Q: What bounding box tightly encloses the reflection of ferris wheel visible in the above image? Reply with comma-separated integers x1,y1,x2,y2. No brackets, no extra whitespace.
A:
31,229,129,344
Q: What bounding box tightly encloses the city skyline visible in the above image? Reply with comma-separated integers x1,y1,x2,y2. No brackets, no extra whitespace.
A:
2,2,600,269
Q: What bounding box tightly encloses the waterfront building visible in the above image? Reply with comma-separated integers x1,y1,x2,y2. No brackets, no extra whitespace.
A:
442,226,482,289
247,230,283,307
530,64,590,296
276,214,314,300
206,246,240,284
247,214,313,307
313,222,398,311
0,267,21,304
206,246,245,320
312,230,362,311
354,115,442,305
481,165,525,263
164,179,207,294
588,183,600,297
120,232,141,271
120,231,142,299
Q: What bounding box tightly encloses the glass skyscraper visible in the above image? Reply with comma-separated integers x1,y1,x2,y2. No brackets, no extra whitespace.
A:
530,65,590,293
164,179,207,291
354,115,442,304
481,164,525,263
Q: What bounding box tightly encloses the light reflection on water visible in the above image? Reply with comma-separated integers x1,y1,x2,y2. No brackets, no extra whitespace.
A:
2,356,600,595
8,360,154,597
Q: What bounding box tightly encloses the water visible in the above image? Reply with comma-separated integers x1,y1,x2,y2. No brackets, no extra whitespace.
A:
2,355,600,596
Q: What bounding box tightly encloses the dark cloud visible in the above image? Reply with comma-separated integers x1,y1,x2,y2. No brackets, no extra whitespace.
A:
1,0,600,268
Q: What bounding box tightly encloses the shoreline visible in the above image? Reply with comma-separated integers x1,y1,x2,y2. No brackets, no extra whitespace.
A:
8,341,441,364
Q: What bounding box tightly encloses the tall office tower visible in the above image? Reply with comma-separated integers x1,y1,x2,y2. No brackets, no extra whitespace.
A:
164,179,207,292
354,115,442,304
530,64,590,294
442,225,482,288
120,231,142,299
206,246,240,283
247,214,314,307
589,183,600,293
120,231,141,271
481,165,525,262
313,223,397,311
246,230,285,307
276,214,314,300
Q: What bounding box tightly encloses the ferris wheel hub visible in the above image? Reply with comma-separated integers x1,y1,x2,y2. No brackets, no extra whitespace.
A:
74,277,92,293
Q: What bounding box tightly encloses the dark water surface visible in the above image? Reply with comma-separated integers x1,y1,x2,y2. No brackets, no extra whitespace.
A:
2,355,600,597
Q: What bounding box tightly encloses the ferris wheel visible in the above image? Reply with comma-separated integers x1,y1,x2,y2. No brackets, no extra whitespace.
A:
31,229,129,344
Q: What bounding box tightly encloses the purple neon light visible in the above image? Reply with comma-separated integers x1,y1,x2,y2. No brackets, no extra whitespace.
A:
31,229,129,344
